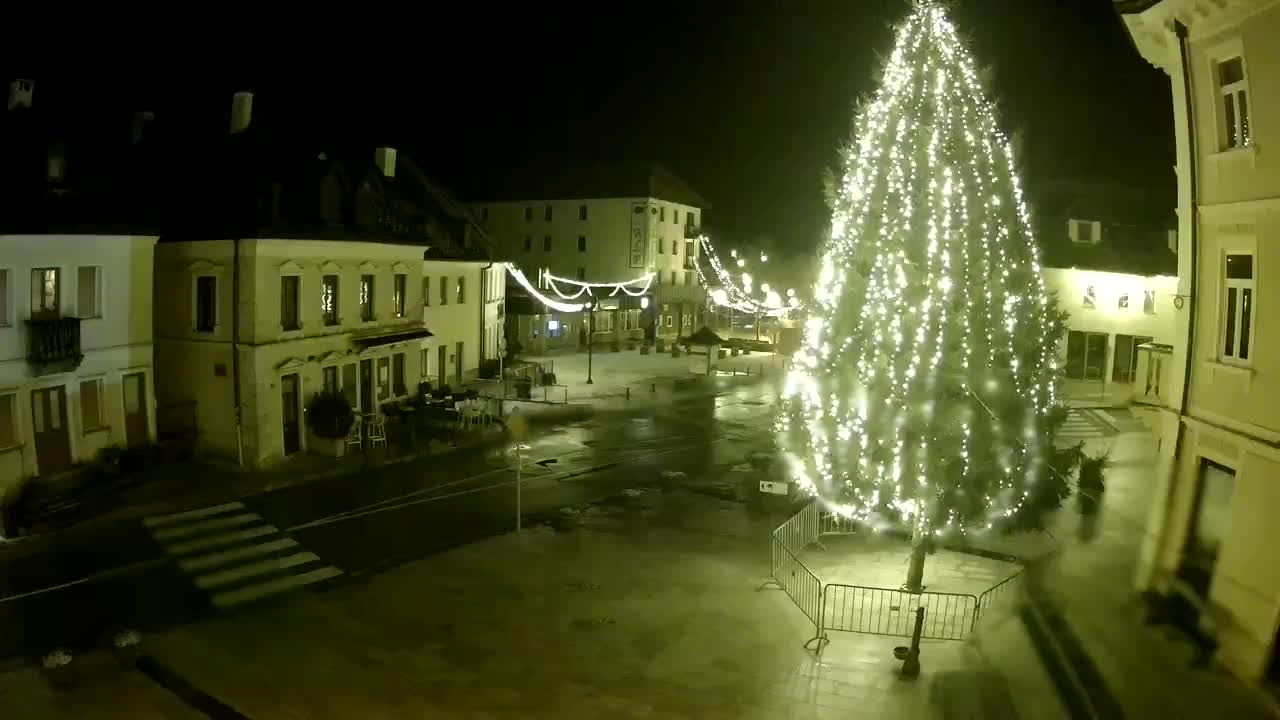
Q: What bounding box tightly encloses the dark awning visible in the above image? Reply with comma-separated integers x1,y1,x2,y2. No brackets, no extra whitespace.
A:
352,326,433,350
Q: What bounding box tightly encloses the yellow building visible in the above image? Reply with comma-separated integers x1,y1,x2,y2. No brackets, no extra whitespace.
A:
1119,0,1280,688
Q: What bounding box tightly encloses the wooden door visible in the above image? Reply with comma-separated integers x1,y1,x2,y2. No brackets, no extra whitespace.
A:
31,386,71,475
281,373,301,455
122,372,148,448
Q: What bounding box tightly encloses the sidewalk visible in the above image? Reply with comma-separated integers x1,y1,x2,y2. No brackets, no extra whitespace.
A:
48,484,1064,718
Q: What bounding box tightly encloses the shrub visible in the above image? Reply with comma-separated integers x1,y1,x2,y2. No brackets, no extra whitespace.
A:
307,391,355,440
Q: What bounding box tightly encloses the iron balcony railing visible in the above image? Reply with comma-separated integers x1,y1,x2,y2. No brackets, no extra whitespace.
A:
26,315,84,371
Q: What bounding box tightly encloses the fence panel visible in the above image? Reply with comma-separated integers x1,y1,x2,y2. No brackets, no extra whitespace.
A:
818,511,858,537
773,501,819,553
973,568,1025,627
823,584,978,641
769,537,824,632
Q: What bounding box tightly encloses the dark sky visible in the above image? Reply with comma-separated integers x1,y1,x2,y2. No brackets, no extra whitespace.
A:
8,0,1171,256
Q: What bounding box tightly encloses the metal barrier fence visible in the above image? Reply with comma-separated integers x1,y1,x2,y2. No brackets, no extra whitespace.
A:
765,501,1028,650
823,584,978,641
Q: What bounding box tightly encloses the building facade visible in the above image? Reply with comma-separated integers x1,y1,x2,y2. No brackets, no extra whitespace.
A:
419,259,505,388
1120,0,1280,689
0,235,159,491
471,164,709,354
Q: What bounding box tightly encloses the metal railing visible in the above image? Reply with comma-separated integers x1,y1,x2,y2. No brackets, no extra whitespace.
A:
765,501,1028,650
823,584,978,641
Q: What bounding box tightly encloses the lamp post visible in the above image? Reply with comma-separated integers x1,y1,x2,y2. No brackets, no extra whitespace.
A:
586,298,595,385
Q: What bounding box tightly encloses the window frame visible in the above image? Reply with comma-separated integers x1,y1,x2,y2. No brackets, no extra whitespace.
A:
456,276,466,304
543,236,552,252
578,204,588,221
31,267,60,317
1143,290,1156,315
80,377,108,433
439,276,449,306
321,274,340,326
523,236,533,252
0,391,17,449
577,235,587,252
359,274,376,323
544,205,553,222
280,273,302,331
194,274,218,333
0,267,12,327
1220,251,1255,366
1209,42,1252,151
393,273,407,319
422,276,431,308
77,265,103,319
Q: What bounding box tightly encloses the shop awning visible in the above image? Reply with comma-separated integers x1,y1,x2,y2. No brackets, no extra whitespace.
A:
352,326,433,350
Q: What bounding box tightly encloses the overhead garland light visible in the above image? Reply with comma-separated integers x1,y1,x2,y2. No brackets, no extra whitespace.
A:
504,264,586,313
544,271,655,300
692,234,804,317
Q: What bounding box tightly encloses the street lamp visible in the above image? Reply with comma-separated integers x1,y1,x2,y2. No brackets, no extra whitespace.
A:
585,298,595,385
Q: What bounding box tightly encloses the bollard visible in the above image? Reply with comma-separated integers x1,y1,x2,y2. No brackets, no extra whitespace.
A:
893,606,925,677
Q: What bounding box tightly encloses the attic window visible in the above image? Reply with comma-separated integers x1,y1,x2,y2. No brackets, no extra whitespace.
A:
1070,220,1100,245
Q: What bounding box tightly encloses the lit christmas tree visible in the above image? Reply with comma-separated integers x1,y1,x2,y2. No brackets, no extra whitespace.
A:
777,2,1072,591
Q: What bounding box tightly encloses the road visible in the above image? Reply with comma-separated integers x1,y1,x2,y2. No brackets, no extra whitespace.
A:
0,380,782,662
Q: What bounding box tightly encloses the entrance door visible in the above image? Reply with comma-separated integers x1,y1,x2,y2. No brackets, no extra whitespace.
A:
359,360,373,414
1113,335,1154,384
31,386,71,475
438,346,447,388
454,341,464,385
1179,459,1235,600
281,373,301,455
122,372,148,448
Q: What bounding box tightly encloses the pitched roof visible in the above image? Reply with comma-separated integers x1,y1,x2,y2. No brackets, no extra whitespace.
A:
686,326,725,346
466,161,710,209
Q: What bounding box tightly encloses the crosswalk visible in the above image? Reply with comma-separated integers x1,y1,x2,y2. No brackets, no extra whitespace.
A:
143,501,341,609
1055,408,1115,446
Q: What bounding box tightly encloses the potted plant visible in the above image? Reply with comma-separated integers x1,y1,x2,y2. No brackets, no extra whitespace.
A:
42,649,75,688
306,391,355,457
1078,450,1110,515
112,629,142,669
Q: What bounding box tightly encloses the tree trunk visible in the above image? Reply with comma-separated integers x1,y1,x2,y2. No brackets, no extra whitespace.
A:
904,536,927,593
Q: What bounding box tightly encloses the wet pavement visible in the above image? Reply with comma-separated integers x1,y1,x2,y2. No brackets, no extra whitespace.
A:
0,379,782,664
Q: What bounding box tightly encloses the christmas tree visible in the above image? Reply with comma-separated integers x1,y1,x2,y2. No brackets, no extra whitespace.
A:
777,2,1071,591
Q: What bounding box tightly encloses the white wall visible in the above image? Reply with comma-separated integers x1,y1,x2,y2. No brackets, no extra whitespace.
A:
1043,268,1179,388
0,235,158,498
419,260,504,387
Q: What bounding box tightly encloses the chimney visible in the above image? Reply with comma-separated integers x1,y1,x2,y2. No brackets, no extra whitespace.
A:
230,91,253,134
375,146,397,178
7,78,33,111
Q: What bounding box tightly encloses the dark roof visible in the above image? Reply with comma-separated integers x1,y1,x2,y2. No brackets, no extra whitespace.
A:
1113,0,1165,14
1031,179,1176,275
685,326,724,346
467,161,710,210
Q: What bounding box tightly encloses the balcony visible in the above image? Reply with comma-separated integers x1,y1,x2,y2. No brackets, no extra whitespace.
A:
26,316,84,374
1132,342,1174,408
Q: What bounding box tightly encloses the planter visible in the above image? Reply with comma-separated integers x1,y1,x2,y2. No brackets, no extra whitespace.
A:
656,339,666,353
671,347,681,358
718,349,728,359
308,432,346,458
111,630,142,669
639,345,650,355
42,650,75,689
610,341,621,353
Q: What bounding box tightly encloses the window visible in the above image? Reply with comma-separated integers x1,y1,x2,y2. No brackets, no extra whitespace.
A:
1117,293,1129,311
322,275,339,326
1185,460,1235,598
1082,285,1095,309
31,267,59,315
78,266,101,318
377,356,390,400
524,206,533,221
439,276,449,305
481,207,489,221
1143,290,1156,315
674,209,680,225
523,235,533,252
1222,253,1254,363
0,393,16,447
665,315,673,328
80,379,106,432
659,207,666,222
1070,220,1099,245
543,236,552,252
195,276,217,331
393,273,407,318
0,268,10,326
393,353,406,396
456,276,466,304
1217,56,1251,149
672,241,678,255
341,363,357,408
544,205,553,221
658,240,664,254
578,204,588,221
577,267,586,281
421,348,431,378
360,274,375,321
323,366,338,394
280,275,300,330
577,236,587,252
422,276,431,307
688,212,697,227
670,271,677,285
1065,330,1108,380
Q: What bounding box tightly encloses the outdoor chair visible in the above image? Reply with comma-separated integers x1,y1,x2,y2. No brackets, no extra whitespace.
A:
346,414,363,451
367,414,388,449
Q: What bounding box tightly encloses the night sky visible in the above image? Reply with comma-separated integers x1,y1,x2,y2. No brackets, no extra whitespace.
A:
7,0,1171,258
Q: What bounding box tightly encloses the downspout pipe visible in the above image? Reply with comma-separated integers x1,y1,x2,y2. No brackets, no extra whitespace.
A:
1155,18,1198,585
233,236,244,467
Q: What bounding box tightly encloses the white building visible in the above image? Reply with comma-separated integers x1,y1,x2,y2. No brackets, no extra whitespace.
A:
1120,0,1280,689
471,164,709,354
419,259,505,389
153,239,431,466
0,235,159,492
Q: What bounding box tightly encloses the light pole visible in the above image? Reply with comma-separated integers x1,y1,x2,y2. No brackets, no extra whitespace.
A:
586,298,595,385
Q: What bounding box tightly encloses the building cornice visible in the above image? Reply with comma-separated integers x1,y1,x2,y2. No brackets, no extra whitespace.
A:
1119,0,1280,71
1198,194,1280,220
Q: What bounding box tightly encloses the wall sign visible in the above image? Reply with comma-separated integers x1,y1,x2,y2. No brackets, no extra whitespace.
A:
629,203,648,268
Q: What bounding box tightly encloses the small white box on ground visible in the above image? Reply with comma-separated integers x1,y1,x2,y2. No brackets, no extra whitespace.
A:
759,480,790,495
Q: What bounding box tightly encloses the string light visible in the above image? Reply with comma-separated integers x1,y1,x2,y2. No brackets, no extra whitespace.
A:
505,264,585,313
544,271,655,299
776,3,1061,537
693,234,804,317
